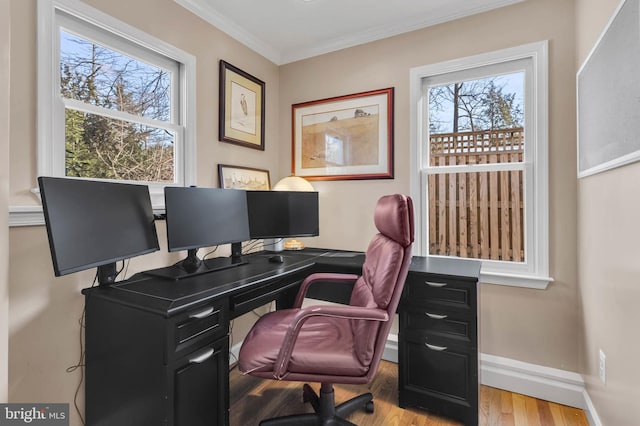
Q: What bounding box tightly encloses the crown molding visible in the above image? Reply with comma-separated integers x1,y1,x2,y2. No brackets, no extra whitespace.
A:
175,0,525,65
174,0,282,64
280,0,526,64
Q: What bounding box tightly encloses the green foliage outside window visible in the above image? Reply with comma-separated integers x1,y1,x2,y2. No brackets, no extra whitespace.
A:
60,31,174,182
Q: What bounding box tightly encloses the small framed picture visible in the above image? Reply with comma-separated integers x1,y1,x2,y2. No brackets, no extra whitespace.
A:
219,60,265,150
292,87,394,181
218,164,270,190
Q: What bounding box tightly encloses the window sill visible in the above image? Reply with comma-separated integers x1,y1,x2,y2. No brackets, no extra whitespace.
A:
9,205,166,227
480,270,553,289
9,206,43,227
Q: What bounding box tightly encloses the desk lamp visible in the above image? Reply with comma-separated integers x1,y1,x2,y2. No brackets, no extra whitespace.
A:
272,176,314,250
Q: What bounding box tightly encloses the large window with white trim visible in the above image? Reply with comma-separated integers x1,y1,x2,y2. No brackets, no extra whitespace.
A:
410,42,550,288
37,0,196,206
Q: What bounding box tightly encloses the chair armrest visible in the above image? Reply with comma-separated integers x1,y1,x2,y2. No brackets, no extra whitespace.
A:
294,272,360,308
273,305,389,379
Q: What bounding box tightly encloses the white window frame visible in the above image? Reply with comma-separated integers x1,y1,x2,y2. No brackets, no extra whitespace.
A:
409,41,552,289
37,0,196,208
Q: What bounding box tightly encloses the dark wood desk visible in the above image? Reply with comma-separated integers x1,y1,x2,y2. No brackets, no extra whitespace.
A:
81,249,480,425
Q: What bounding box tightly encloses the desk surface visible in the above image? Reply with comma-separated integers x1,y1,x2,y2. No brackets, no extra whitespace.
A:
82,248,480,317
82,249,334,316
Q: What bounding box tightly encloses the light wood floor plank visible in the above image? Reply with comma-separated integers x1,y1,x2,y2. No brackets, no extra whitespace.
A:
523,394,542,426
511,393,528,426
498,388,516,426
548,403,565,426
560,403,588,426
229,361,588,426
501,388,514,416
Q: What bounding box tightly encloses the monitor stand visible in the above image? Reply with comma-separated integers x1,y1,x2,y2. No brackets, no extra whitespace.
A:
144,247,247,281
97,263,118,286
180,249,202,273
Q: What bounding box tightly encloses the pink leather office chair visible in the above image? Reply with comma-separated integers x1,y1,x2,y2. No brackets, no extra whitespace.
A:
238,194,414,425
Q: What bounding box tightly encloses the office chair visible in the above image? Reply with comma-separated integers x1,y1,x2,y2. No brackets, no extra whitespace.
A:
238,194,414,425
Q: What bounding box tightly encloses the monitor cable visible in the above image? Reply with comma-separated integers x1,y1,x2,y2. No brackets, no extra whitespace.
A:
65,275,98,426
202,246,219,261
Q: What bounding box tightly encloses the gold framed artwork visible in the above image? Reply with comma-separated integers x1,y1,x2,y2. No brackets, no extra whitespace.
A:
218,164,270,190
291,87,394,181
219,60,265,150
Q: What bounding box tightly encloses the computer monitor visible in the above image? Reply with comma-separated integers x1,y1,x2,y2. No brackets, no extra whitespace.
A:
38,176,160,286
147,186,251,280
246,191,319,239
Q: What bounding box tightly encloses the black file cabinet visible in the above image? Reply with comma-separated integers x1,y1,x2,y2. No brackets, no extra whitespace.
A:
83,290,230,426
399,256,481,426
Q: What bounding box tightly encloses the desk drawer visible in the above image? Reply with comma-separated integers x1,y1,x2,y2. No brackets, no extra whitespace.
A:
231,278,302,316
403,275,474,311
399,337,478,425
167,301,228,364
401,306,475,345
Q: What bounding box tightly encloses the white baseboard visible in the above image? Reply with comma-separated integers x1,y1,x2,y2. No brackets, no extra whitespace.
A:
480,353,585,408
582,388,603,426
230,340,242,366
382,333,398,363
231,335,602,426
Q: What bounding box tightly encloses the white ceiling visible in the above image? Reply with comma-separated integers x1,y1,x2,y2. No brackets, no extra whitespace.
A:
175,0,525,65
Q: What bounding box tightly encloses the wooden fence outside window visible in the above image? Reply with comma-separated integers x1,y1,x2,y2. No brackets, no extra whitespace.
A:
427,128,525,262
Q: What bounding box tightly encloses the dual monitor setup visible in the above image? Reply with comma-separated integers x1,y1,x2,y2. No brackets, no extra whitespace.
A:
37,177,319,286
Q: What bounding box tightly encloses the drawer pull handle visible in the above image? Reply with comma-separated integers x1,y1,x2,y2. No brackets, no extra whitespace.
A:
425,281,447,288
189,348,215,364
189,306,216,319
425,312,448,320
425,343,448,351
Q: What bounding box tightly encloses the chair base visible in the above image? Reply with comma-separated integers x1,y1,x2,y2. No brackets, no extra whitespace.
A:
259,383,374,426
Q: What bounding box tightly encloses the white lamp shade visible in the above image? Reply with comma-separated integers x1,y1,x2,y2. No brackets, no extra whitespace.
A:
273,176,314,191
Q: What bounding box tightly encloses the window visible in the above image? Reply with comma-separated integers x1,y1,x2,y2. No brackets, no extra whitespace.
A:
409,42,551,288
37,0,196,207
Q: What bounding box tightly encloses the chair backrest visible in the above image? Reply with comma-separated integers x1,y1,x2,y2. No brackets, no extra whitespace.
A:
349,194,414,378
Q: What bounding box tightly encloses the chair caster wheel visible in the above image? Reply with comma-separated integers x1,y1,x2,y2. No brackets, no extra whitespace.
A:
365,401,374,413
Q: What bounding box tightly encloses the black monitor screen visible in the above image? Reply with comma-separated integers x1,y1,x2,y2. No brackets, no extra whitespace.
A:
38,177,160,282
246,191,319,239
164,187,250,252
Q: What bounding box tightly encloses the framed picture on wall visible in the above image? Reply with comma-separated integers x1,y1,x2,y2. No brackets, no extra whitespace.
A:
218,164,270,190
219,60,265,150
291,87,394,181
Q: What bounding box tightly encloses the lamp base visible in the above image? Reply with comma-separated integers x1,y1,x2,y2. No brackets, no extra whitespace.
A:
284,239,305,251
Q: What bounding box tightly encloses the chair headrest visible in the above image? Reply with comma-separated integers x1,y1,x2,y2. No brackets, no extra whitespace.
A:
373,194,414,247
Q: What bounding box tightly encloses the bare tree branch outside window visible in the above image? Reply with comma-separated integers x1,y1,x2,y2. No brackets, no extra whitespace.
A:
60,31,174,182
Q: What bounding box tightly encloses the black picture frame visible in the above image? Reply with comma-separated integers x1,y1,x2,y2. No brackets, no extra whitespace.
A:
219,60,266,150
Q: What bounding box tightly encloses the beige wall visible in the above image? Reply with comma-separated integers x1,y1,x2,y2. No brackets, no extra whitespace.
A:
14,0,640,423
7,0,279,422
575,0,640,423
280,0,579,370
1,0,10,403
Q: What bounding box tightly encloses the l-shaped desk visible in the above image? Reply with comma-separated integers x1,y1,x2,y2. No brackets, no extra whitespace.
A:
81,248,481,425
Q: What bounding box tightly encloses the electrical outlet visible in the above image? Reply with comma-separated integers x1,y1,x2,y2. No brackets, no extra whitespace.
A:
599,349,606,384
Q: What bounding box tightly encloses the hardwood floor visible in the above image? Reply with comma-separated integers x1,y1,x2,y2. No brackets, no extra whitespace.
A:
229,361,588,426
